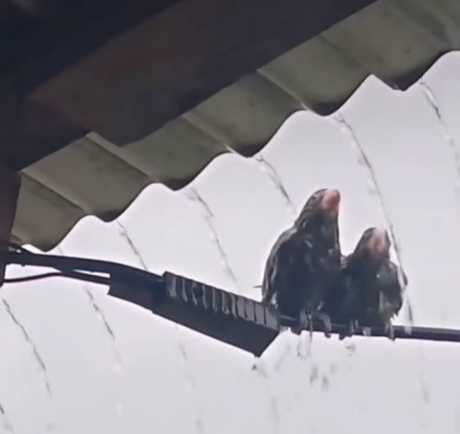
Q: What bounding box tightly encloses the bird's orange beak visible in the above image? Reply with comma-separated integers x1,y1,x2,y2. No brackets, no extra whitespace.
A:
320,189,340,216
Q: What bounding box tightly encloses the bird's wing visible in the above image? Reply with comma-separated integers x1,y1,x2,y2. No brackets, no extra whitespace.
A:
261,228,297,304
324,255,358,322
378,261,405,319
337,270,363,321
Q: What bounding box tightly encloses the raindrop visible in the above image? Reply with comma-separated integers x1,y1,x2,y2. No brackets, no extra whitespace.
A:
274,340,292,372
253,359,269,378
345,342,356,355
321,375,330,391
357,155,367,167
296,331,313,359
362,327,372,337
329,363,338,375
309,364,319,385
3,421,13,433
195,418,205,434
46,422,56,433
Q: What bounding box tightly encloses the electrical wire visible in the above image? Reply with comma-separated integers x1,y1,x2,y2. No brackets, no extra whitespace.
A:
8,242,33,254
2,250,163,285
4,244,111,285
4,272,66,283
4,270,110,285
5,248,460,352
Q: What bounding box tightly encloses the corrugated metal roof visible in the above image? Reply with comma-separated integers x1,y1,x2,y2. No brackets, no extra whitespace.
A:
13,0,460,250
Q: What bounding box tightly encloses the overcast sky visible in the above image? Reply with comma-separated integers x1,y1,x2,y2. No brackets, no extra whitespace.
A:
2,52,460,434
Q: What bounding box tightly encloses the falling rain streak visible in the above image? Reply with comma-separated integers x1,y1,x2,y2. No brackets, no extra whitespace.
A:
251,152,312,369
177,334,207,434
83,286,125,371
419,81,460,195
1,298,52,398
117,221,150,271
333,113,414,329
0,399,14,433
55,246,123,369
56,245,125,418
117,219,206,431
183,180,278,434
253,154,297,216
183,187,241,291
416,80,460,408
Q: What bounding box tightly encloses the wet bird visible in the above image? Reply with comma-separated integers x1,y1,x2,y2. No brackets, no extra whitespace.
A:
324,227,406,339
375,259,407,329
261,188,342,335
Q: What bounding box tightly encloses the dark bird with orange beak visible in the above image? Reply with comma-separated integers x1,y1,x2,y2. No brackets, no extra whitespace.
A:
324,227,406,338
261,188,341,335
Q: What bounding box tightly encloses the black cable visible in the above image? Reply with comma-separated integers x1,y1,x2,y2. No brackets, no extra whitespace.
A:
8,242,33,254
2,251,162,285
7,247,460,348
4,269,110,286
278,314,460,343
5,246,112,284
4,272,66,283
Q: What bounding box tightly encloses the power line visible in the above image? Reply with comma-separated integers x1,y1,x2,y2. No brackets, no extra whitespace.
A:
2,249,460,356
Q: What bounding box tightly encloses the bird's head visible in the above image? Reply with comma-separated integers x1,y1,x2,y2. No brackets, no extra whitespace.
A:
295,188,340,226
295,188,341,246
354,227,391,263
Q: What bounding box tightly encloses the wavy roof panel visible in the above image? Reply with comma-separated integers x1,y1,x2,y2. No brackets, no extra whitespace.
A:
12,0,460,250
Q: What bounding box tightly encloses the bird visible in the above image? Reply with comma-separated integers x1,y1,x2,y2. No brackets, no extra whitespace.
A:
374,259,406,330
324,227,406,339
261,188,342,336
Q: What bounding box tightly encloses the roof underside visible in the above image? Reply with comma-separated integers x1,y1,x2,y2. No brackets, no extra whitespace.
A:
8,0,460,250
